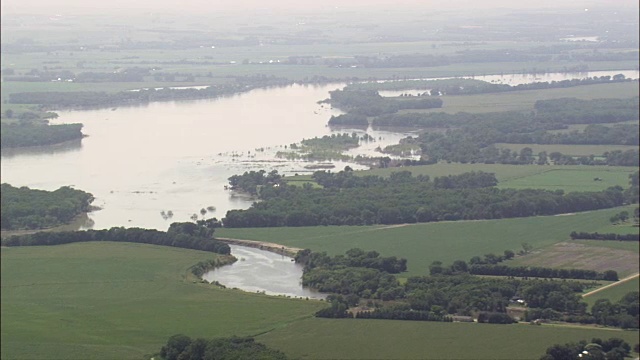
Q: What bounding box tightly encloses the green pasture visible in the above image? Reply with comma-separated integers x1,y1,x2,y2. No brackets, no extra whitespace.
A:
583,277,640,308
258,318,640,360
496,167,638,192
0,242,325,360
216,206,638,277
398,81,639,114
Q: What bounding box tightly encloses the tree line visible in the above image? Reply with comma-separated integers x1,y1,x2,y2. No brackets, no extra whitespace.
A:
1,122,83,148
1,224,231,255
345,75,634,97
324,89,442,118
1,183,94,230
159,335,287,360
468,264,618,281
570,231,639,241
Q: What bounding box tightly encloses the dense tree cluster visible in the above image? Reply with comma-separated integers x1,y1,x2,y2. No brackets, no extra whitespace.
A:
355,303,454,323
227,170,282,196
1,184,94,230
295,248,407,274
540,338,631,360
1,226,231,255
570,231,639,241
159,335,287,360
190,256,237,277
1,122,83,148
223,170,627,227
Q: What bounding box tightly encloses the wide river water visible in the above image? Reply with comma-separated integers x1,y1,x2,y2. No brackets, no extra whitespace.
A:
201,245,325,299
2,70,638,231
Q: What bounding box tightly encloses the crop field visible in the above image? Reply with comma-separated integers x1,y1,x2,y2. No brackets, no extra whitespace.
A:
495,168,638,192
0,242,325,360
216,206,638,277
257,317,640,360
583,276,640,308
397,81,640,114
507,241,639,277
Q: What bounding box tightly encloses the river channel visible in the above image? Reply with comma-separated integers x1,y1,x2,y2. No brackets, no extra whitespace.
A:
201,245,325,299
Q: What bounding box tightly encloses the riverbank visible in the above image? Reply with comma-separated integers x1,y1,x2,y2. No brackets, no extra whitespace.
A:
215,237,303,257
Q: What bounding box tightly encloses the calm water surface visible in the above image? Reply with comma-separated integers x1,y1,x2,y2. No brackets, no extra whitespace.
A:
201,245,325,299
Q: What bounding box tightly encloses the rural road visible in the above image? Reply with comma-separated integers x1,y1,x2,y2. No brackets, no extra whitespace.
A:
582,273,640,298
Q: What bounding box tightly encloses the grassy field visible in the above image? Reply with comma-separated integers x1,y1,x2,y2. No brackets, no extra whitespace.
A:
216,205,638,278
258,318,640,360
583,277,640,308
495,167,638,192
0,242,325,360
398,81,639,114
495,143,639,157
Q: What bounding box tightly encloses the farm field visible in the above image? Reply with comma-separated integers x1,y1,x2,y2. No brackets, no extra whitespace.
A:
0,242,325,360
583,276,640,308
507,241,639,277
257,317,640,360
495,168,638,192
397,81,639,114
494,143,639,157
216,205,638,277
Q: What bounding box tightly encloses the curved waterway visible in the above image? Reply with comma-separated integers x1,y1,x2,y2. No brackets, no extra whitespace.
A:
201,245,325,299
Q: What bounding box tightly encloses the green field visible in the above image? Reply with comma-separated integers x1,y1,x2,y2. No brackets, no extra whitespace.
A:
0,242,325,360
397,81,639,114
496,168,638,192
583,277,640,308
216,206,638,277
257,318,640,360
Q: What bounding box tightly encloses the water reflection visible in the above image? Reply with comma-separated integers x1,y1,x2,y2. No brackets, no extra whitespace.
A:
202,245,325,299
1,138,83,159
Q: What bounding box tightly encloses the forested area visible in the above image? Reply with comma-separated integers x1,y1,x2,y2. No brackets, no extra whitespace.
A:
0,184,94,230
222,170,629,227
1,122,83,148
159,335,287,360
1,223,231,255
301,248,638,328
375,97,639,165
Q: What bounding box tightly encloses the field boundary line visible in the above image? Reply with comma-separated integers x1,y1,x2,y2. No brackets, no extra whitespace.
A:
582,272,639,298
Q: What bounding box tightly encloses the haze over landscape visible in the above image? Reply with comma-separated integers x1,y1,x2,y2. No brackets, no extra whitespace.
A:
1,0,638,359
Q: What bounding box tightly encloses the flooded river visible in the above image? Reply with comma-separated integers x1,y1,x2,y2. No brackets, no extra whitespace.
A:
1,70,637,231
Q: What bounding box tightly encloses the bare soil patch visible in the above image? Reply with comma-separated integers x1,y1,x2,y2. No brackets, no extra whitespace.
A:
510,241,639,277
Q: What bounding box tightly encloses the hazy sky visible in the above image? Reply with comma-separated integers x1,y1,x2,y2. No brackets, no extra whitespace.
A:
2,0,637,15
